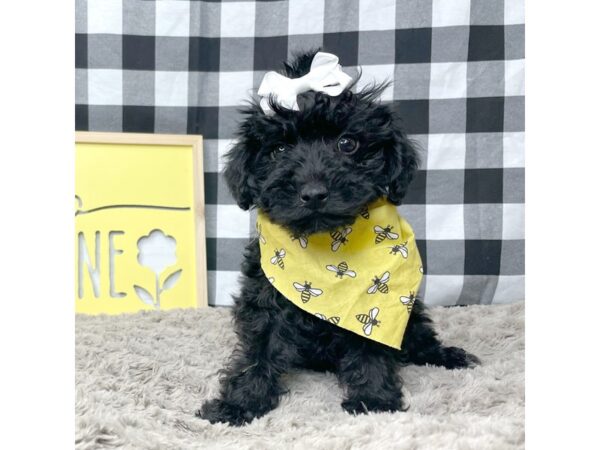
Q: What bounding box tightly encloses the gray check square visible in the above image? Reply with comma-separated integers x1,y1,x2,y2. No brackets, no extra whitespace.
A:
410,134,428,169
397,204,426,239
500,239,524,275
88,105,122,132
207,270,218,306
87,34,122,69
255,1,288,37
431,26,469,63
76,69,87,104
504,96,524,132
216,238,249,271
467,61,505,97
358,31,395,65
395,0,433,29
154,107,188,134
188,72,219,107
394,63,431,100
410,134,428,155
190,0,221,38
426,169,465,204
503,168,525,203
220,38,254,71
249,208,259,238
426,240,465,275
505,25,525,60
219,106,243,140
75,0,87,33
458,275,498,305
217,172,237,204
466,132,504,168
324,0,359,33
429,99,467,134
155,37,189,71
205,203,218,238
470,0,505,25
202,139,220,174
123,70,155,106
123,0,155,36
464,204,503,239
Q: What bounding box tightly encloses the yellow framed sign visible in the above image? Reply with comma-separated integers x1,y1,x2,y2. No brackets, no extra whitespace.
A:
75,132,207,314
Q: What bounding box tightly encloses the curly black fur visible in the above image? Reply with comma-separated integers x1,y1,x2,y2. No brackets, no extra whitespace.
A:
197,50,479,426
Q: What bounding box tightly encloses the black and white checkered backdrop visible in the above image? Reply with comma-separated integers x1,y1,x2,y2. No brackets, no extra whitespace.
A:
75,0,524,307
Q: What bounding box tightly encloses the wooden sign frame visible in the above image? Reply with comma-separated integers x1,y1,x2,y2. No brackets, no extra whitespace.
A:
75,131,208,311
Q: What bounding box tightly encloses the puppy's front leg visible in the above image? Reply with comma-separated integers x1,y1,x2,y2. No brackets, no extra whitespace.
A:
337,343,404,415
196,326,289,426
196,339,290,426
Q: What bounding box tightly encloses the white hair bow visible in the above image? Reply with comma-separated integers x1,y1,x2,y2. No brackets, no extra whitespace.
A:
257,52,353,114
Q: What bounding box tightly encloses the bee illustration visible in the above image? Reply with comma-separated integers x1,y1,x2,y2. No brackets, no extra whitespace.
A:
388,241,408,258
267,276,275,285
256,223,266,245
293,281,323,303
419,266,424,274
367,271,390,294
400,291,417,313
330,227,352,252
326,261,357,279
373,224,399,244
315,313,341,325
359,205,370,219
270,248,286,269
355,307,381,336
291,233,308,249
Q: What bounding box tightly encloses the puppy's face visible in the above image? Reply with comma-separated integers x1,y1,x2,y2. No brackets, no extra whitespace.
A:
224,54,419,236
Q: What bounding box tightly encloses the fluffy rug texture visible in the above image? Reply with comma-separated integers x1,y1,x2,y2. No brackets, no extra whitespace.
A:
75,302,524,449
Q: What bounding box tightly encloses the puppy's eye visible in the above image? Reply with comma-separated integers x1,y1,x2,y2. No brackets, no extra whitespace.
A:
270,144,288,160
337,137,359,154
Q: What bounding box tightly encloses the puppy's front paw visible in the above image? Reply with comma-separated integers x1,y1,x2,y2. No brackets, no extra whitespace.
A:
195,399,256,426
440,346,480,369
342,396,404,415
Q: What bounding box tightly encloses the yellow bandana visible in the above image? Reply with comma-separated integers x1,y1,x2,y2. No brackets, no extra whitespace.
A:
257,197,423,350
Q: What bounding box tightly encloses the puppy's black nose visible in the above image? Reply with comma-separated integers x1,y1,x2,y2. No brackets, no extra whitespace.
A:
300,182,329,209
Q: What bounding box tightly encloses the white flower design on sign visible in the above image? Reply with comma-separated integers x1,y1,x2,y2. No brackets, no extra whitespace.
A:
134,229,182,309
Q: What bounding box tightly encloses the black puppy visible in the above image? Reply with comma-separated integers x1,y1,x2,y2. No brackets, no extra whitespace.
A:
197,50,479,426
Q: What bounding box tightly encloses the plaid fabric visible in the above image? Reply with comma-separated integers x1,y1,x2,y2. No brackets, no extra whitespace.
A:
75,0,525,307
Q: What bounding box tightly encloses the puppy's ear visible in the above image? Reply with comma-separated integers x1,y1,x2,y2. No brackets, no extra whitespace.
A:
222,141,256,210
385,126,420,205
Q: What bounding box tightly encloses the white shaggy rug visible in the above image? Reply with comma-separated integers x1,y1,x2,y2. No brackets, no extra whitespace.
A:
75,302,524,449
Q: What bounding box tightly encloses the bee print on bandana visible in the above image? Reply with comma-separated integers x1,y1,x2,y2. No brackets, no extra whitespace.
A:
293,281,323,303
359,205,370,219
267,276,275,285
290,233,308,249
256,223,266,245
315,313,340,325
367,271,390,294
326,261,357,279
400,291,417,313
330,227,352,252
388,241,408,258
270,248,286,269
355,307,381,336
373,224,399,244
